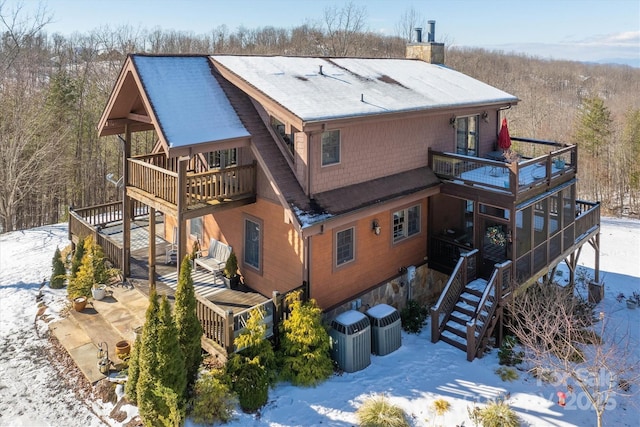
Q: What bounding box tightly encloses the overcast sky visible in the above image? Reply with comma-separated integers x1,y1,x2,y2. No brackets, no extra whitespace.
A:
3,0,639,65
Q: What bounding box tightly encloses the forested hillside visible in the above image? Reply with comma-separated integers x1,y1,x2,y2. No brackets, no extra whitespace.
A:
2,4,639,232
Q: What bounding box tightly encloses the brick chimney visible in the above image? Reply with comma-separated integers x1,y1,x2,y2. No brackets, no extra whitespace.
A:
405,20,445,64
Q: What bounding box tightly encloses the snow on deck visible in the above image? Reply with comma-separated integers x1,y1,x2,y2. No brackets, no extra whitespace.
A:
133,55,249,147
211,56,518,122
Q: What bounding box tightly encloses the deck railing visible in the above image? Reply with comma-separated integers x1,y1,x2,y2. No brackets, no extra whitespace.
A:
128,158,179,205
185,163,256,207
133,152,208,174
68,207,123,269
127,159,256,210
196,295,235,352
429,141,576,198
466,261,512,361
431,249,478,343
197,292,276,355
575,200,600,241
70,200,149,226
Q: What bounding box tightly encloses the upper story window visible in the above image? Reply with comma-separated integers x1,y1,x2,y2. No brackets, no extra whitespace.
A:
336,227,354,266
271,116,294,156
321,129,340,166
189,217,203,241
207,149,237,169
456,115,478,156
393,205,420,243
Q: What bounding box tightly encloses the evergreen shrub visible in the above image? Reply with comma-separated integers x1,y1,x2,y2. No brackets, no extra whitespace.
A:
50,246,66,289
191,369,236,424
400,299,428,333
278,290,332,386
227,355,268,413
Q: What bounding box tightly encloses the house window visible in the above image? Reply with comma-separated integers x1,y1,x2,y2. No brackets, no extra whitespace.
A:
189,217,202,241
244,218,261,270
321,129,340,166
271,116,294,156
207,149,237,169
456,115,478,156
393,205,420,242
336,227,354,266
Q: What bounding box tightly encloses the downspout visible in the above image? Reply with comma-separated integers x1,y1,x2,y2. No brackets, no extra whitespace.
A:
304,235,311,299
307,131,313,197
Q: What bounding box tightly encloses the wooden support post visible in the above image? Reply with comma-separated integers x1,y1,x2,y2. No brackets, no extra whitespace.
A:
593,232,600,283
122,124,131,277
466,323,476,362
430,307,439,343
224,310,234,353
148,206,156,290
272,291,281,348
176,158,188,275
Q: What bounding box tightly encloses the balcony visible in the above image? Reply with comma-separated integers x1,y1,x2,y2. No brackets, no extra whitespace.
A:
429,137,576,203
126,154,256,217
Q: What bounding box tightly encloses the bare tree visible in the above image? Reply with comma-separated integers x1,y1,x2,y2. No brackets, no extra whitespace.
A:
323,1,367,57
507,283,639,427
395,6,426,43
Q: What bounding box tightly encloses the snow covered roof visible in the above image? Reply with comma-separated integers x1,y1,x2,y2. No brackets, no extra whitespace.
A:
211,56,518,123
132,55,249,147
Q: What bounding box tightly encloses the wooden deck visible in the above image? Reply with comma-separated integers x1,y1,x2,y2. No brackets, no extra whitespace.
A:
130,246,270,316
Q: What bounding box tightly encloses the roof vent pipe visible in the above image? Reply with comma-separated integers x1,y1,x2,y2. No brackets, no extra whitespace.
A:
415,27,422,43
319,65,323,75
427,20,435,42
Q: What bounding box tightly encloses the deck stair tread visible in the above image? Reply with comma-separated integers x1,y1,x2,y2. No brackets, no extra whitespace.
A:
438,278,492,354
440,331,467,351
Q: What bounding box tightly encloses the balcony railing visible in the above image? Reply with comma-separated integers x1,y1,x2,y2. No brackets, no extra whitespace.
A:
127,159,256,212
575,200,600,242
430,139,576,200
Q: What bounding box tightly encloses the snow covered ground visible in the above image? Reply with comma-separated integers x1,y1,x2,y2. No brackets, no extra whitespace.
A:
0,218,638,426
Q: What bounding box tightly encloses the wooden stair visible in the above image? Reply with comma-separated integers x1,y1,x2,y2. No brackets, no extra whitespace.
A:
439,278,490,352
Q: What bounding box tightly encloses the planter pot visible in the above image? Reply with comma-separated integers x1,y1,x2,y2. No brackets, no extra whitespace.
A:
73,297,87,312
92,285,106,301
115,340,131,359
222,275,240,290
626,300,637,309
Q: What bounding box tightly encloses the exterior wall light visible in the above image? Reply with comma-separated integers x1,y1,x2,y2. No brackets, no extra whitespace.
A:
372,219,381,235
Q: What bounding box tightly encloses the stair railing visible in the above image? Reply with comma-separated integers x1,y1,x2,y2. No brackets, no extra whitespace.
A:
431,249,478,343
466,260,512,361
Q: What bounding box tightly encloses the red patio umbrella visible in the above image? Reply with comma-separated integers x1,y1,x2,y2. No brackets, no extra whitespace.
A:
498,117,512,151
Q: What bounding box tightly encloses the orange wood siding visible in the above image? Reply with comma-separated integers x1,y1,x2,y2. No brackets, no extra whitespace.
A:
294,131,308,194
310,109,498,194
199,198,304,298
309,198,428,309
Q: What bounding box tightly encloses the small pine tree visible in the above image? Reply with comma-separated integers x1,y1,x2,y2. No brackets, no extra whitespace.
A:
125,333,142,404
50,246,66,289
234,306,277,385
137,291,162,424
152,379,186,427
174,256,203,390
156,295,187,402
227,355,269,413
66,236,110,300
69,238,85,279
191,369,236,424
278,290,333,386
